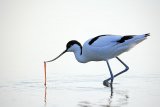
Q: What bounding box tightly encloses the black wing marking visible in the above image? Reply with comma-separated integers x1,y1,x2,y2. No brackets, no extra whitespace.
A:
117,36,134,43
88,35,107,45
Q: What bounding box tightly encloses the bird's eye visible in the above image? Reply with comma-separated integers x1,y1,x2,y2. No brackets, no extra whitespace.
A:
66,43,73,49
66,40,79,49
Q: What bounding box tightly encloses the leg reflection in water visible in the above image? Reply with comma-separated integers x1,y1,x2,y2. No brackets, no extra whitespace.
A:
105,84,129,107
107,84,113,107
110,83,113,97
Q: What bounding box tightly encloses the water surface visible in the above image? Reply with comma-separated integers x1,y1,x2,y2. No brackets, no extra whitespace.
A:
0,71,160,107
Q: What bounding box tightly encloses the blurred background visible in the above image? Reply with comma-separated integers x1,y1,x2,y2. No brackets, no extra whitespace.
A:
1,0,159,82
0,0,160,106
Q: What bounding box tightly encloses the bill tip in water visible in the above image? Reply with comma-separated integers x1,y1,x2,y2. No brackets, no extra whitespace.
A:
44,61,47,86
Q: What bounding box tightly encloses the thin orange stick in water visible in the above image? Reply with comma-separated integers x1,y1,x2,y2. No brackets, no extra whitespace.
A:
44,61,47,86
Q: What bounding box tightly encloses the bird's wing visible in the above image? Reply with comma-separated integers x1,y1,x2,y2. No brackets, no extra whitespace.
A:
86,34,122,47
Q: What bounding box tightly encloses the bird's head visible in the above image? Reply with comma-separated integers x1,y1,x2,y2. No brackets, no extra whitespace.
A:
45,40,82,62
66,40,82,52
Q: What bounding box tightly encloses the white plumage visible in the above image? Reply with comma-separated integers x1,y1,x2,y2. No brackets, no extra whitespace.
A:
45,33,150,87
68,34,148,63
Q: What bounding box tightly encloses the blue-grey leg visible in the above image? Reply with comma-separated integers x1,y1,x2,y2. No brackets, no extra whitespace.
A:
103,57,129,87
103,60,114,87
106,60,114,83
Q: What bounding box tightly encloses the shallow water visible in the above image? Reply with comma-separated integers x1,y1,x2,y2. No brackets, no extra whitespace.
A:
0,71,160,107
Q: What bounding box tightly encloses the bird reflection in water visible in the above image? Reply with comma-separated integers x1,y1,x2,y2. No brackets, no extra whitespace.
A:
105,84,129,107
78,85,114,107
78,84,128,107
106,84,113,107
44,86,47,106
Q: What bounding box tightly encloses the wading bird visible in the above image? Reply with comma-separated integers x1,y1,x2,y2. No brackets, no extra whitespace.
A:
45,33,150,87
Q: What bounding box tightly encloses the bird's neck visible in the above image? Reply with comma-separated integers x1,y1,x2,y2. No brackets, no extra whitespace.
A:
73,46,87,63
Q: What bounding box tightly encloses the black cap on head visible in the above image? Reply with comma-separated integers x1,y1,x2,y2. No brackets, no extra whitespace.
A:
66,40,82,54
66,40,81,49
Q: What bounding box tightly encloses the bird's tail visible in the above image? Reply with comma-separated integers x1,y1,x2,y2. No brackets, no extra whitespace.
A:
131,33,150,45
116,33,150,52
